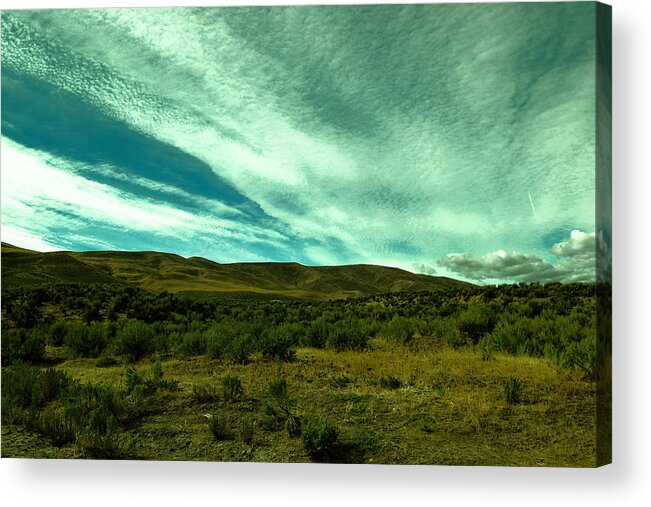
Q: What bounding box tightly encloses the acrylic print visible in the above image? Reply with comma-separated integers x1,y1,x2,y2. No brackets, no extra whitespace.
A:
1,2,611,466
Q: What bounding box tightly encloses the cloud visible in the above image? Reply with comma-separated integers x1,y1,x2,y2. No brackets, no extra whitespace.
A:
1,139,290,262
1,5,599,269
438,230,598,283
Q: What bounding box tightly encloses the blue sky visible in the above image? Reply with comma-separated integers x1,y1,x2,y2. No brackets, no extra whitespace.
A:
1,3,603,283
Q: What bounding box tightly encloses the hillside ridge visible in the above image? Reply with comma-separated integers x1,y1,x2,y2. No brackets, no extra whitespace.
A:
1,242,471,299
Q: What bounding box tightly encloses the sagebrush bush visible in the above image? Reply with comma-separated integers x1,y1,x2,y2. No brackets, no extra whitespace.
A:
192,383,220,403
503,375,523,405
77,427,131,459
48,321,69,347
259,327,296,362
1,328,46,365
207,413,231,440
301,416,339,462
455,305,497,344
113,321,155,362
38,405,77,447
239,417,256,445
378,375,402,390
222,375,244,401
1,361,46,409
65,323,109,358
326,319,372,351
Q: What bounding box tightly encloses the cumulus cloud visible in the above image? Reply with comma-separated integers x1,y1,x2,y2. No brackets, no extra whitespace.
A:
438,230,599,283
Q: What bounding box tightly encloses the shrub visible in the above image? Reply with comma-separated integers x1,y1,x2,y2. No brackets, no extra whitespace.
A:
222,375,244,401
380,316,418,344
301,318,331,348
562,336,596,379
503,376,523,405
1,361,46,409
38,405,77,447
48,321,69,347
207,413,231,440
378,375,402,390
65,323,109,358
113,321,155,362
301,416,339,462
40,367,70,402
259,327,296,362
326,319,372,351
239,417,255,445
1,328,46,365
192,383,220,403
77,427,131,459
176,331,207,357
456,305,497,344
228,334,254,365
95,356,119,368
332,375,351,388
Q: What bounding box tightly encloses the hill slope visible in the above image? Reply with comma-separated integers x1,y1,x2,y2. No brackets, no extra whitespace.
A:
1,243,471,299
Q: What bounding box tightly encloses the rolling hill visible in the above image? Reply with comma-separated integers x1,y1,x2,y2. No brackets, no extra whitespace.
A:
1,242,471,299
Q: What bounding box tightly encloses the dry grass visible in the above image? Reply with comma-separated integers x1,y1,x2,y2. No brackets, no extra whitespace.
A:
2,342,597,466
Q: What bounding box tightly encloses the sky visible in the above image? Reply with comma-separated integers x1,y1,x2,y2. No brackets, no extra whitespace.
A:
1,3,603,284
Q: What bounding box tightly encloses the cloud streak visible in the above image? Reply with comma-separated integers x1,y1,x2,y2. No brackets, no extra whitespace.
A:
1,4,600,282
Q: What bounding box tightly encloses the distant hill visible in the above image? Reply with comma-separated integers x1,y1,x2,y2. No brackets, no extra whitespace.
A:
1,242,472,299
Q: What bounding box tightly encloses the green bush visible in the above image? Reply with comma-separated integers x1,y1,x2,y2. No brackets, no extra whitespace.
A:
38,405,77,447
222,375,244,401
77,426,131,459
562,336,596,379
228,334,254,365
259,327,296,362
503,376,523,405
1,361,46,409
239,417,256,445
176,331,207,357
326,319,372,351
207,413,231,440
456,305,497,344
378,375,402,389
65,323,109,358
192,383,220,403
113,321,155,362
48,321,69,347
301,416,339,462
1,328,46,365
380,316,418,344
301,318,331,348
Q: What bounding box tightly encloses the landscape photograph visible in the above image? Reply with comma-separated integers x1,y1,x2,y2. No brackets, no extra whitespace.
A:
1,2,611,466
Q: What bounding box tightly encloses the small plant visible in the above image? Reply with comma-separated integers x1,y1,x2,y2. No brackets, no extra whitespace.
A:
285,414,302,438
95,356,119,368
301,416,339,462
222,375,244,401
77,427,132,459
503,375,523,405
378,375,402,390
239,417,256,445
207,413,231,440
38,405,77,447
1,328,46,365
332,374,351,388
266,377,300,437
192,383,220,403
48,321,69,347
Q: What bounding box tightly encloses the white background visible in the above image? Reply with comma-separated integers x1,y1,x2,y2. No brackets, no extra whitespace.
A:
0,0,648,505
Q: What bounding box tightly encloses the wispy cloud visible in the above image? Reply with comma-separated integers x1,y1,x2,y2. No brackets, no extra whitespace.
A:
1,4,599,280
